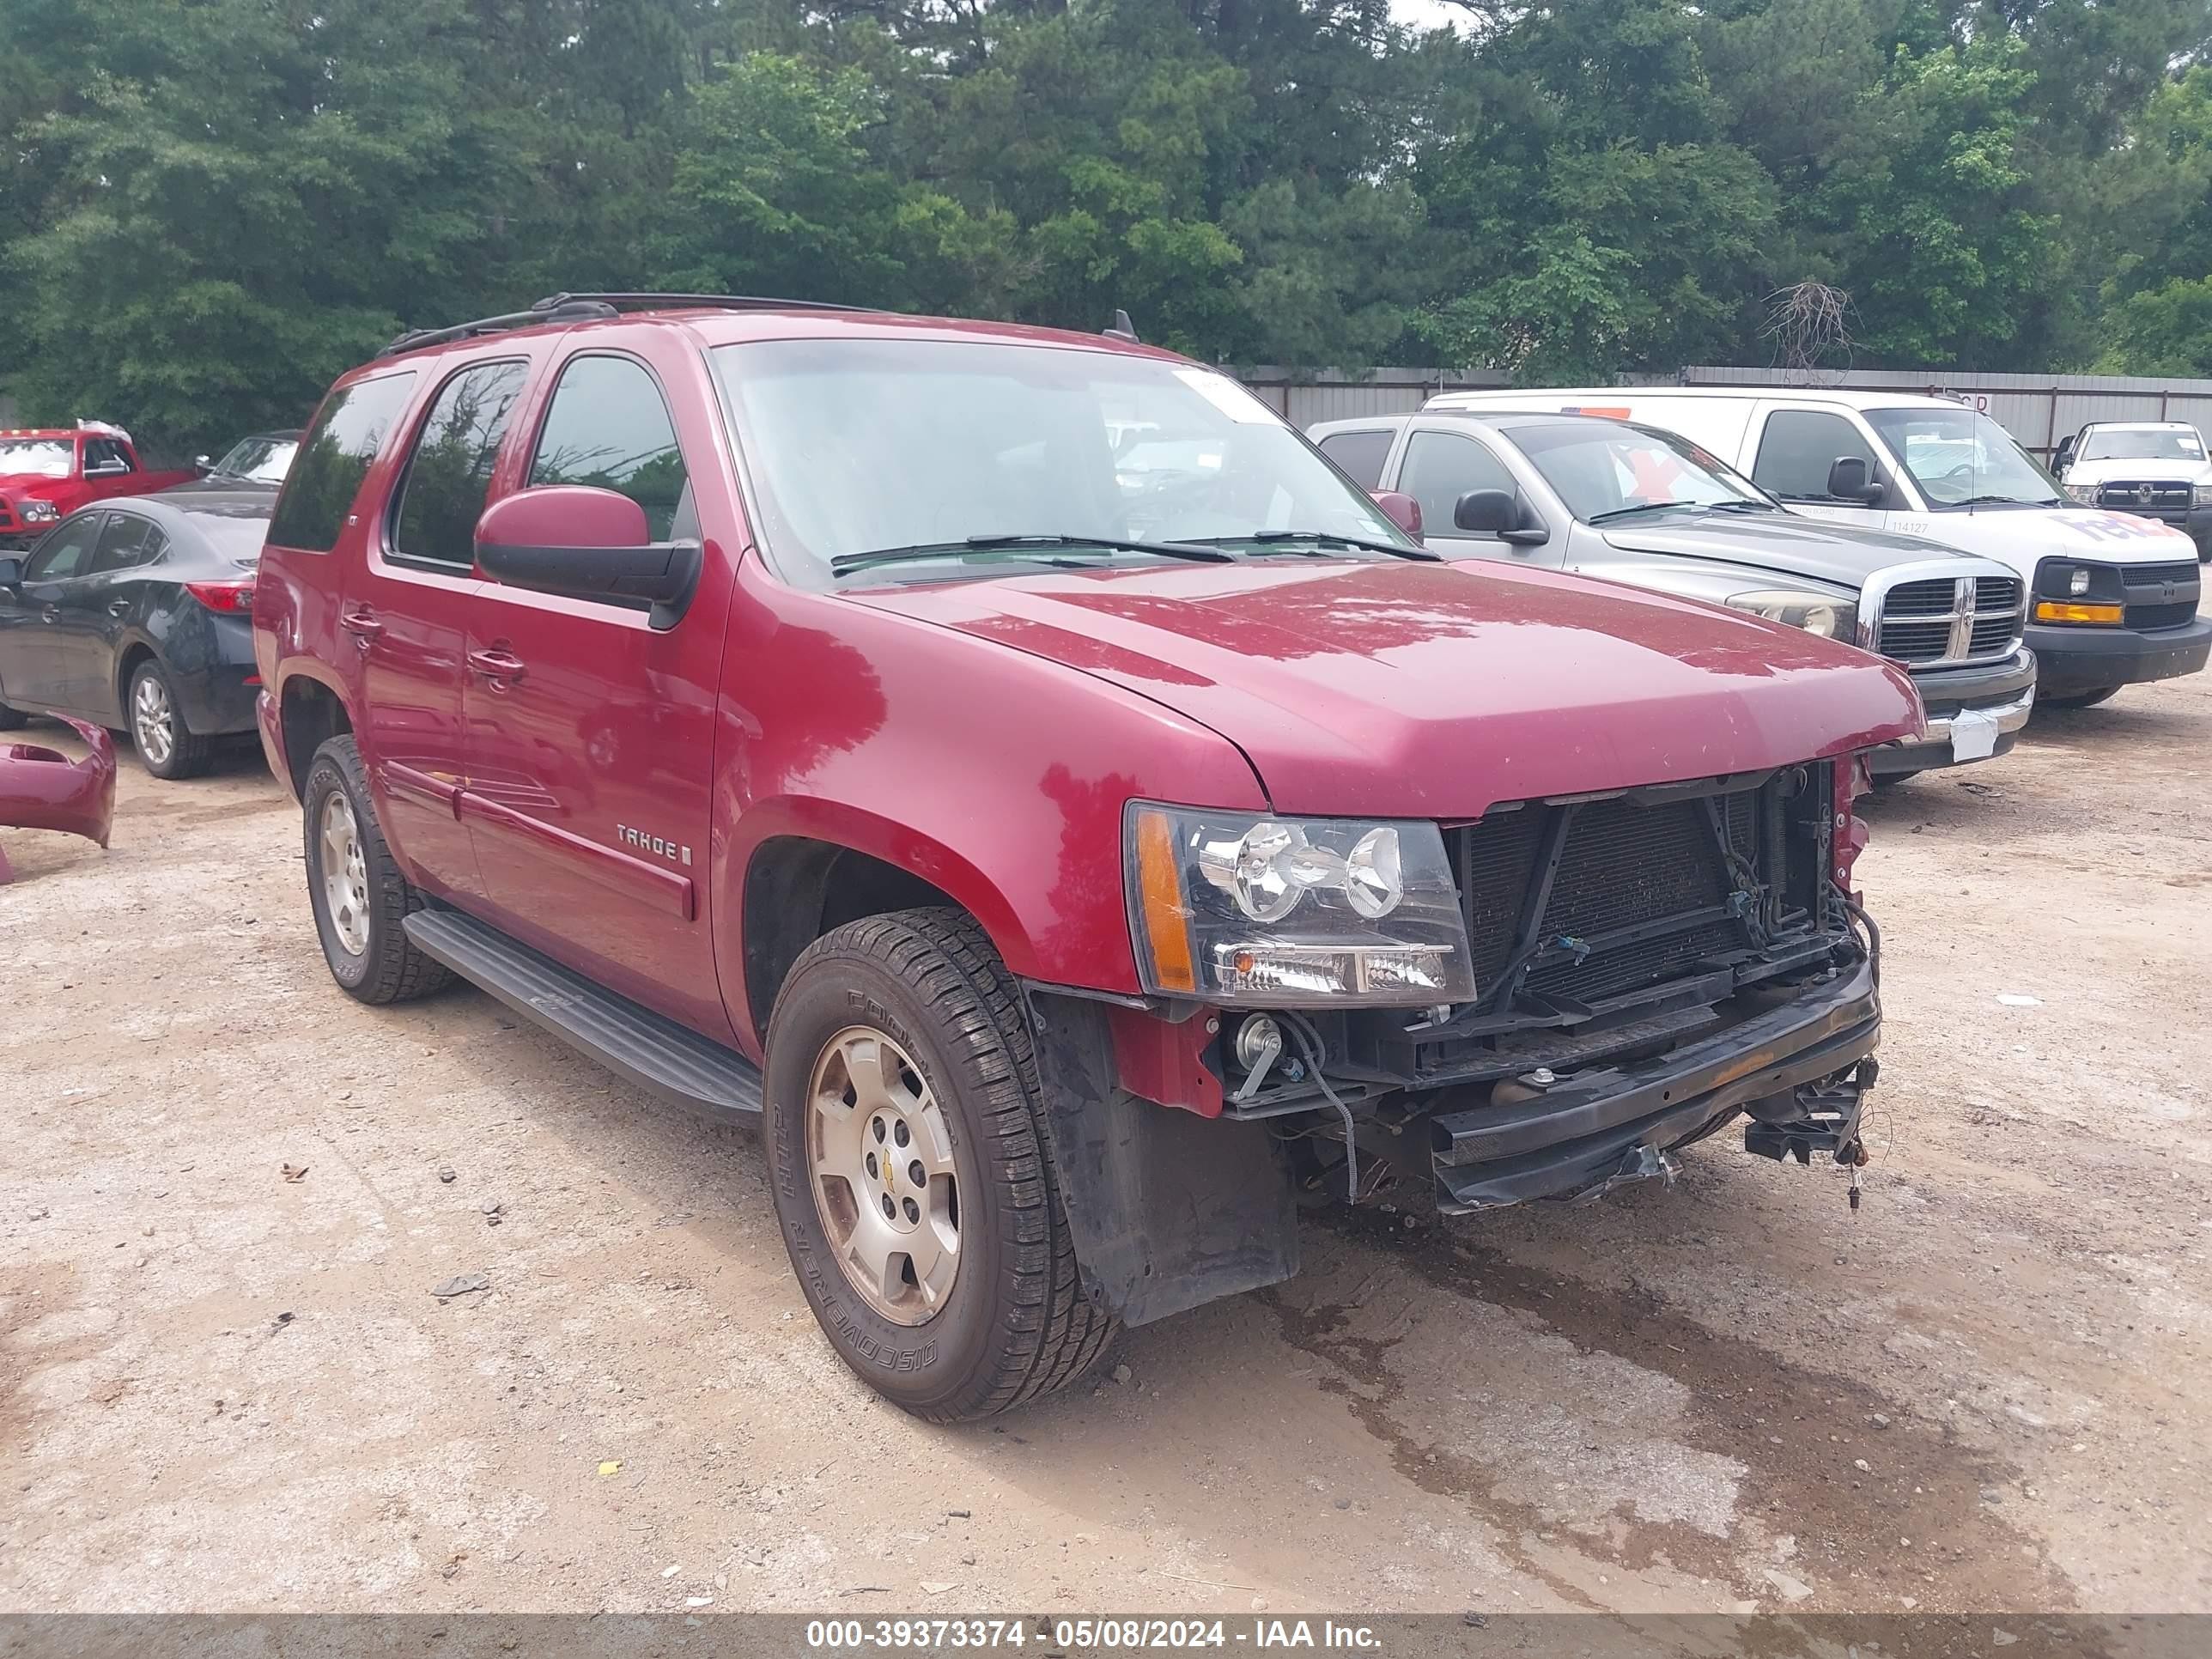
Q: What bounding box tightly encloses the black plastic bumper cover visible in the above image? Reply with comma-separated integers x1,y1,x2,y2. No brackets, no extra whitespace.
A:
1429,954,1880,1213
2025,616,2212,696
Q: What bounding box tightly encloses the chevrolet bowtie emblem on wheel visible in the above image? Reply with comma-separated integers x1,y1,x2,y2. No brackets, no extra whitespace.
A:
616,824,692,865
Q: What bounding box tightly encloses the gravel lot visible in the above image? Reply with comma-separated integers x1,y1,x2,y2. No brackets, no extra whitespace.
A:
3,647,2209,1620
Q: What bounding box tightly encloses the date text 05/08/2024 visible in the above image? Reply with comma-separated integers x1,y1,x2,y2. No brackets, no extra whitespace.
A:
803,1619,1384,1650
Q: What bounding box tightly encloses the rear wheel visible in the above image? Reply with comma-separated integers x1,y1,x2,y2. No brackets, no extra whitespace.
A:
301,735,453,1004
763,908,1115,1420
128,659,212,780
2043,686,2120,710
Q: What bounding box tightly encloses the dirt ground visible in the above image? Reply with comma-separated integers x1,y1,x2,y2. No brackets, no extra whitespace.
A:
3,649,2209,1622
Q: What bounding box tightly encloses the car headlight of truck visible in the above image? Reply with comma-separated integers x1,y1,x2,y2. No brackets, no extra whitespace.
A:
20,500,59,524
1125,804,1477,1006
1723,589,1856,640
2194,485,2212,507
2064,483,2099,503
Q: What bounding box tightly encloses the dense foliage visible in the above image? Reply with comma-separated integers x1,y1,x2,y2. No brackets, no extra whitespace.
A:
6,0,2212,451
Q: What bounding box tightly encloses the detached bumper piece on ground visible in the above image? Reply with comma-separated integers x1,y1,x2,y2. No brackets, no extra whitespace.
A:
0,719,115,884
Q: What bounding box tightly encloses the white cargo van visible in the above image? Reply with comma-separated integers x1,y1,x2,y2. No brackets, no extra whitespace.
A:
1425,386,2209,708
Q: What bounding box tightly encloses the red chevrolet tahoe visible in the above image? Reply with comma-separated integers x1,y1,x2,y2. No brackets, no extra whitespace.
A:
0,423,197,544
252,294,1922,1420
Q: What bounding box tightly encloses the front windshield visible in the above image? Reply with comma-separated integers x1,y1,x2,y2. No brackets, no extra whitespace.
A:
1509,421,1772,522
2078,427,2205,464
0,438,74,478
1863,407,2061,507
214,435,299,483
710,337,1411,584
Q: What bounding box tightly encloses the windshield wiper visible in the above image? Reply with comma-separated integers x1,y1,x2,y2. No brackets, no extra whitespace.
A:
1193,530,1439,562
831,533,1235,578
1589,501,1709,523
1950,494,2061,508
1704,499,1780,513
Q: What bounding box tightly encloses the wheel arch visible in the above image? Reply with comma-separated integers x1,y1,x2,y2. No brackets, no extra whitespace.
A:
732,806,1042,1052
276,669,356,800
114,639,161,726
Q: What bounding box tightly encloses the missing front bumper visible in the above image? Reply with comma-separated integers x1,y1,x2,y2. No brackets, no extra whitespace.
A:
1428,953,1881,1214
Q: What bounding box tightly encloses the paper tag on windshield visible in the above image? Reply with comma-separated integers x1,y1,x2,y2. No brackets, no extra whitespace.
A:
1175,368,1283,425
1949,709,2000,762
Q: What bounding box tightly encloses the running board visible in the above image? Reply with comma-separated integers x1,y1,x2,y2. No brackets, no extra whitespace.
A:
403,908,763,1122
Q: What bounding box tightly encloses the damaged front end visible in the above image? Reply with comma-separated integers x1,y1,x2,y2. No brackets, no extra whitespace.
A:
0,719,117,884
1206,758,1881,1216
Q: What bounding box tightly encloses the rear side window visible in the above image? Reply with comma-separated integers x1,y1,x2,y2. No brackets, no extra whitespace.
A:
1400,430,1517,537
269,371,419,552
23,514,102,580
527,356,689,540
390,361,531,568
1752,410,1876,501
90,514,167,573
1316,428,1393,490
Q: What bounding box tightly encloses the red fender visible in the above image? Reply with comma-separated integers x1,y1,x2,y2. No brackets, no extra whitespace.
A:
0,719,116,884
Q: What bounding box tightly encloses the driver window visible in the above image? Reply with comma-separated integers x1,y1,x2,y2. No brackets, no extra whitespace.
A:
1401,430,1516,539
25,515,103,580
1752,410,1875,503
84,439,135,474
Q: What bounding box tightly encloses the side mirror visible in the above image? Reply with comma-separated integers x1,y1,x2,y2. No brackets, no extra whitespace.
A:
193,455,213,477
83,459,128,478
474,485,702,629
1371,490,1423,539
2054,437,2076,471
0,556,21,589
1455,488,1548,545
1826,456,1884,505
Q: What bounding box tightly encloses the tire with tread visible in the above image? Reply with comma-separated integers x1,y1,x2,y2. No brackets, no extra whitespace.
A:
302,735,454,1004
764,907,1116,1420
128,659,214,779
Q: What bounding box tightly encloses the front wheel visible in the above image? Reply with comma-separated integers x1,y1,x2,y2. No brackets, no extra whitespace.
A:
2043,686,2120,710
763,908,1115,1421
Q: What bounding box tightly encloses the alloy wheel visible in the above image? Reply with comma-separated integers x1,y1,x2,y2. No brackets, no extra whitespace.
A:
805,1025,962,1325
132,673,175,769
319,791,372,957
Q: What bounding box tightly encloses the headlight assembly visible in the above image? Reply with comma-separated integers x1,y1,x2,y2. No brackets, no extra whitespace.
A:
20,500,59,524
1723,588,1856,640
2193,484,2212,507
1126,805,1477,1006
2065,483,2098,503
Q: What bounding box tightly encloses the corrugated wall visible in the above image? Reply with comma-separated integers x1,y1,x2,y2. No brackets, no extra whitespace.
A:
1238,363,2212,458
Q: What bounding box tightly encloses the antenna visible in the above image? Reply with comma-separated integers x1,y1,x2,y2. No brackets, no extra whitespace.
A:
1103,309,1139,344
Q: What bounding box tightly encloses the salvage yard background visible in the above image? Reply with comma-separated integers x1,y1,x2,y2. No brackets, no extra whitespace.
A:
18,1,2212,455
3,670,2208,1613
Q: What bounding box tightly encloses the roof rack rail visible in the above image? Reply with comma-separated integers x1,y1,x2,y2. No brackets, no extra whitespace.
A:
534,291,875,315
376,291,873,359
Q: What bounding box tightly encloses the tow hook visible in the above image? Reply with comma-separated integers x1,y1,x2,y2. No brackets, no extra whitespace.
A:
1743,1056,1879,1211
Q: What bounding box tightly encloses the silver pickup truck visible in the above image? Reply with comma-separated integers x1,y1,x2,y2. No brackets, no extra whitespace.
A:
1311,409,2036,781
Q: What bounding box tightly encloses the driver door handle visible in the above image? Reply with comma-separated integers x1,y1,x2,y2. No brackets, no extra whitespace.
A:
467,647,526,684
339,608,383,646
40,605,58,623
107,598,132,617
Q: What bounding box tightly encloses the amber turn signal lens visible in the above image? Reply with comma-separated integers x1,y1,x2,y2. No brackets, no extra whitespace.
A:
2033,600,2124,625
1133,809,1196,994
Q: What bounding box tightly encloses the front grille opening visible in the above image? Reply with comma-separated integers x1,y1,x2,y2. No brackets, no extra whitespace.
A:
1449,765,1832,1013
2124,561,2203,632
1880,619,1954,661
1883,579,1955,617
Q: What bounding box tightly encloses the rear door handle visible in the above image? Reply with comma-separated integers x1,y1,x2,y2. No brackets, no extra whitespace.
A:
107,598,132,617
40,605,58,623
467,647,526,683
340,609,383,645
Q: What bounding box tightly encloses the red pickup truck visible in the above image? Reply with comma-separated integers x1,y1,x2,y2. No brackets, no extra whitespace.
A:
0,424,198,545
252,294,1921,1421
